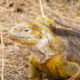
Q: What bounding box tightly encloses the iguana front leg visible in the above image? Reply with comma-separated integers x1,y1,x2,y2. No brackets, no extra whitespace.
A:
67,71,80,80
57,61,80,79
29,55,42,80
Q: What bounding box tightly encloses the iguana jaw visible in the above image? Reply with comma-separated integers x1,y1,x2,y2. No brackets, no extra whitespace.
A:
9,36,37,45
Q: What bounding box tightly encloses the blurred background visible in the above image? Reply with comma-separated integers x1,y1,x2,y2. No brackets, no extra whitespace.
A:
0,0,80,80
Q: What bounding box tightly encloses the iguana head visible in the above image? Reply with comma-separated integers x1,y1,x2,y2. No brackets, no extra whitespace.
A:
9,17,55,63
9,17,54,45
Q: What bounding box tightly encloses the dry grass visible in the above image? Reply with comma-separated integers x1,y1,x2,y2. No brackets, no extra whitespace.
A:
0,25,5,80
0,0,80,80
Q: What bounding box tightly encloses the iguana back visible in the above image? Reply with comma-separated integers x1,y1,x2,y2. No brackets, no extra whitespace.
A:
49,25,80,65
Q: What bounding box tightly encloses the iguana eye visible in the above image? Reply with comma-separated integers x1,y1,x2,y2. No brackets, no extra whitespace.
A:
23,28,31,33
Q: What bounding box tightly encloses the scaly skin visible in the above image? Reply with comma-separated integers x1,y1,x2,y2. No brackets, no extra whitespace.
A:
9,17,80,80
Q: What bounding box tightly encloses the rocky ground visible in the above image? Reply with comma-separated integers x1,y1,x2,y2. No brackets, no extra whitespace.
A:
0,0,80,80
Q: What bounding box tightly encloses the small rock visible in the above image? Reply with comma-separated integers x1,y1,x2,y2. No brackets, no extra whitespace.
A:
9,3,14,7
16,8,23,13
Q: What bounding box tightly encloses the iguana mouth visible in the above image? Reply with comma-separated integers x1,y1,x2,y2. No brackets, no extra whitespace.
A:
9,33,37,45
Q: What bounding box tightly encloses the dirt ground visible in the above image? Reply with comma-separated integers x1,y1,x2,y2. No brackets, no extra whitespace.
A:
0,0,80,80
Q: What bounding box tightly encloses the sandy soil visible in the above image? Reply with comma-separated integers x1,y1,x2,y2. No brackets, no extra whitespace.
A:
0,0,80,80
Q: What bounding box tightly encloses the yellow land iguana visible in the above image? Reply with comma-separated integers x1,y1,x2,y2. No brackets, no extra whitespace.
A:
9,17,80,80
